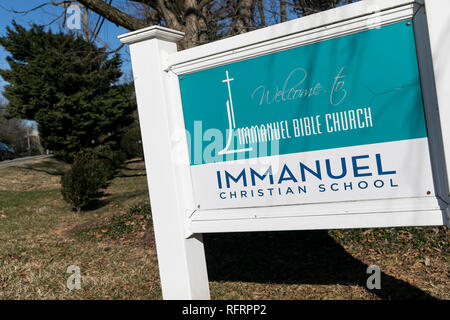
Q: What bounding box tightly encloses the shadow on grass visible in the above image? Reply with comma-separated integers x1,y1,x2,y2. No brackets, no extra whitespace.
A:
17,160,66,176
81,189,149,211
126,158,145,164
203,230,437,300
121,166,146,172
116,173,147,178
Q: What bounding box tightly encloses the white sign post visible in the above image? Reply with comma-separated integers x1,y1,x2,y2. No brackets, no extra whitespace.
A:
119,27,210,299
120,0,450,300
423,0,450,199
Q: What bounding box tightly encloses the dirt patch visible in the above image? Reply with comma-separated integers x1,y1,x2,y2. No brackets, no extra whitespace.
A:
57,205,154,248
56,215,113,240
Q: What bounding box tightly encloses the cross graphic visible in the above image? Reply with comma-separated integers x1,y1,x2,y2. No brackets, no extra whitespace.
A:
222,70,236,128
218,70,252,155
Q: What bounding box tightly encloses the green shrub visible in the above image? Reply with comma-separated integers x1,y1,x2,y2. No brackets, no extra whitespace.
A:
61,145,127,212
120,126,144,159
97,145,126,179
61,151,108,212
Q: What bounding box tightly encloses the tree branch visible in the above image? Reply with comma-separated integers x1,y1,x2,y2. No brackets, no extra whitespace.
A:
0,1,69,15
77,0,147,30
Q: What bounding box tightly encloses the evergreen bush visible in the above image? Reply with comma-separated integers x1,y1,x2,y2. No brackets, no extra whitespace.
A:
61,151,107,212
120,126,144,159
97,145,126,179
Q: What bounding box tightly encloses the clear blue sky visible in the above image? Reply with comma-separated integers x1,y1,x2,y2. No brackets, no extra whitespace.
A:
0,0,359,100
0,0,132,100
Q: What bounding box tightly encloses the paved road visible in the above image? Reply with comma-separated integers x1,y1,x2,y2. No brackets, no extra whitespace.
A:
0,154,54,169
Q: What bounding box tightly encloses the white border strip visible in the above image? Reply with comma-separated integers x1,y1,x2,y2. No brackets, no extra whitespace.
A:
190,209,444,234
191,196,444,221
167,0,422,75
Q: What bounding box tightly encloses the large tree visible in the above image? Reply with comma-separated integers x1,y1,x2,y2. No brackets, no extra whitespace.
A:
79,0,355,48
18,1,355,50
0,22,136,162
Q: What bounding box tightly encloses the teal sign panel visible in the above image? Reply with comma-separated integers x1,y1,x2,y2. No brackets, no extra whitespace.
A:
179,20,427,165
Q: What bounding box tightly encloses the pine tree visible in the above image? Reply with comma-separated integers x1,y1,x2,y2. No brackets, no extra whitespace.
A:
0,22,136,162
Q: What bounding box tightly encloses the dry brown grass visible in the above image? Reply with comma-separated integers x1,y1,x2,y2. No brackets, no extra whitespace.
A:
0,157,448,300
0,158,67,191
0,158,161,299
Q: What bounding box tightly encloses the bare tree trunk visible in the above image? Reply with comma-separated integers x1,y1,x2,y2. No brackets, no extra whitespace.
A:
229,0,254,35
280,0,287,22
293,0,340,16
257,1,266,27
77,0,146,30
78,0,348,49
183,0,200,49
198,5,209,44
82,6,89,41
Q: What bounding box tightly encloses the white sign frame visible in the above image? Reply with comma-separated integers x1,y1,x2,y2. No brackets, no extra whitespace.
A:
120,0,450,299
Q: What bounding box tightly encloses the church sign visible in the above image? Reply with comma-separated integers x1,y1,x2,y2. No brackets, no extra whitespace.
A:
179,20,434,210
120,0,450,300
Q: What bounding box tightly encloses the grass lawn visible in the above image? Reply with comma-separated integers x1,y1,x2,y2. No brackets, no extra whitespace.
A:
0,158,448,299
